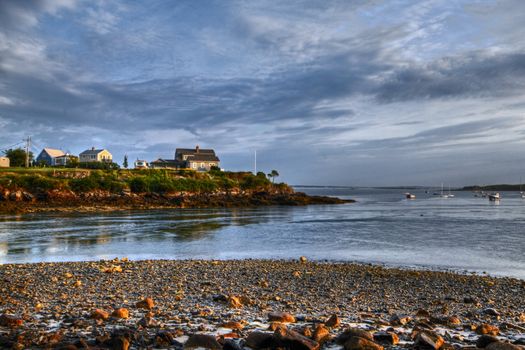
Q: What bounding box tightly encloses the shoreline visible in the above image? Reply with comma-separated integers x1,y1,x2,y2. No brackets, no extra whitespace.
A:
0,192,354,214
1,259,524,349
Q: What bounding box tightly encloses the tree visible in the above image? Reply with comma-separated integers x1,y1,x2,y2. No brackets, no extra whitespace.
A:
267,169,279,183
3,148,33,167
123,155,128,169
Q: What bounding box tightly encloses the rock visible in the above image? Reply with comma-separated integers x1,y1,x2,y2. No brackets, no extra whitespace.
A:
477,335,500,348
112,308,130,319
9,191,22,201
107,336,130,350
268,311,296,323
483,308,500,317
446,316,461,326
0,314,23,327
136,297,155,310
274,325,320,350
390,314,412,326
373,331,399,345
326,314,341,328
184,334,222,350
476,324,500,336
223,339,243,350
344,337,384,350
486,342,523,350
299,256,308,263
91,309,110,320
414,331,444,350
22,192,34,201
246,332,277,349
416,309,431,318
313,324,330,343
269,322,285,331
222,321,244,330
228,295,243,308
464,296,478,304
336,328,374,344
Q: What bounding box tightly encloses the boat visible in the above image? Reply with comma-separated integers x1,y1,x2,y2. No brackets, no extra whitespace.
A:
435,183,452,198
488,193,500,201
405,193,416,199
520,177,525,199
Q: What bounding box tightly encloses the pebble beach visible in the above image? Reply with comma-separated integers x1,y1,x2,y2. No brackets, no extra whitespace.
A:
1,259,524,349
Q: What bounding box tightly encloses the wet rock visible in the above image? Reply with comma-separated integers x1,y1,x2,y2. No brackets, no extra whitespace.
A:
106,336,130,350
414,330,444,350
91,309,110,320
268,311,296,323
477,335,500,348
325,314,341,328
336,328,374,344
112,308,130,319
269,322,285,331
344,336,384,350
0,314,23,327
373,331,399,345
274,325,320,350
486,342,523,350
446,316,462,326
476,324,500,336
464,296,478,304
246,332,277,349
184,334,222,350
136,297,155,310
223,339,243,350
228,295,243,308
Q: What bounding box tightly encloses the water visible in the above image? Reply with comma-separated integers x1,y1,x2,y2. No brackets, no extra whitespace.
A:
0,188,524,279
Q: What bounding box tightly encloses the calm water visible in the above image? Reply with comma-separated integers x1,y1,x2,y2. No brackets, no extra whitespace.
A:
1,188,524,279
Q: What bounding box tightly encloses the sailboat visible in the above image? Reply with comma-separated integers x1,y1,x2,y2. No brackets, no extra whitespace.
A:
435,183,452,198
520,177,525,199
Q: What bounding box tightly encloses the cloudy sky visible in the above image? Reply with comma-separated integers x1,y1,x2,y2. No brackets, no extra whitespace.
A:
1,0,525,186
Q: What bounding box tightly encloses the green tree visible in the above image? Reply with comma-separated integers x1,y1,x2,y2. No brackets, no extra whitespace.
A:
267,169,279,183
123,155,128,169
3,148,33,167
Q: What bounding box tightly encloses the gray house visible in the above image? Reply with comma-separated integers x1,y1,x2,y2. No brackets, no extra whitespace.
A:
150,146,220,171
36,148,65,166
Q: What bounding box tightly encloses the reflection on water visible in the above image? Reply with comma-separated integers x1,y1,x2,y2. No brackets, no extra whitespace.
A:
1,189,525,279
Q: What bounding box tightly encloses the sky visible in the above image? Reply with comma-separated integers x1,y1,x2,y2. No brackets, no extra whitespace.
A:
1,0,525,186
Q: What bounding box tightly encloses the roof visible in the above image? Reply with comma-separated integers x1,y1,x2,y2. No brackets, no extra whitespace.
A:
175,148,216,155
42,148,65,158
55,154,77,159
80,148,109,155
150,158,182,165
187,154,220,162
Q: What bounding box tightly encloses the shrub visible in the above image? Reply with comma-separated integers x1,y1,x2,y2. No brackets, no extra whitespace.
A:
16,175,60,193
69,176,98,193
129,177,149,193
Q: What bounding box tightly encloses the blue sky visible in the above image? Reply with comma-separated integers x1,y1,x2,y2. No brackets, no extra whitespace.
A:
1,0,525,186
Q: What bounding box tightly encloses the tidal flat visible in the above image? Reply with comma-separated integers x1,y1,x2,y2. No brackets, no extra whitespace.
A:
0,259,524,349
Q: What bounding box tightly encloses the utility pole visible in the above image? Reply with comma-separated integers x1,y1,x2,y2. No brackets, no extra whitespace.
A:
254,150,257,174
24,136,31,167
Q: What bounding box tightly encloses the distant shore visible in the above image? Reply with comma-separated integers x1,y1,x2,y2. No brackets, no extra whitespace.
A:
0,259,523,349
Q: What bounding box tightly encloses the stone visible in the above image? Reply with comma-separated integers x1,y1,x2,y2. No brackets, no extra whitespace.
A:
416,309,431,318
483,309,500,317
136,297,155,310
223,339,243,350
246,332,277,349
299,256,308,263
313,324,330,343
184,334,222,350
0,314,23,327
107,336,130,350
464,296,478,304
446,316,461,326
326,314,341,328
221,321,244,330
390,314,412,326
228,295,243,308
486,342,523,350
476,324,500,336
414,331,444,350
344,337,384,350
268,311,296,323
269,322,285,331
477,335,500,348
274,325,320,350
91,309,110,320
112,308,129,319
373,331,399,345
336,328,374,344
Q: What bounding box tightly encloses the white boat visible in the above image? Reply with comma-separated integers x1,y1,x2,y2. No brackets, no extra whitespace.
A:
436,183,453,198
405,193,416,199
520,177,525,199
488,193,500,201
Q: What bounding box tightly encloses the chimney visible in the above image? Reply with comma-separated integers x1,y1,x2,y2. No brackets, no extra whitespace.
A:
91,146,95,151
196,145,200,153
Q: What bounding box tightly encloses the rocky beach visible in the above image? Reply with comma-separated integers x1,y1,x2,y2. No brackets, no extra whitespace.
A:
1,259,524,350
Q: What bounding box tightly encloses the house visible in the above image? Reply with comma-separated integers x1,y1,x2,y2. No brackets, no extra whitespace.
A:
0,156,9,168
36,148,65,166
150,146,220,171
79,147,113,163
134,159,149,169
54,154,78,166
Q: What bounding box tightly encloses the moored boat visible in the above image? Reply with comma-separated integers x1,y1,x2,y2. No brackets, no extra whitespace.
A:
488,193,500,201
